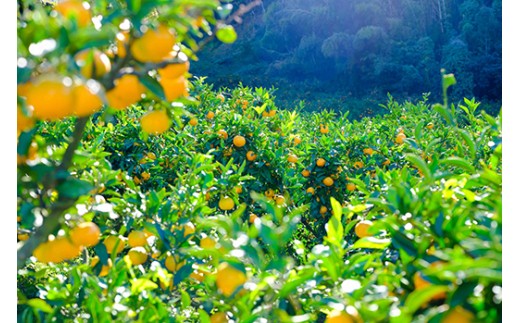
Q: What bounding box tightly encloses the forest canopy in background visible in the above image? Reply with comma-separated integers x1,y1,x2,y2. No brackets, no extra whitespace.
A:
193,0,502,118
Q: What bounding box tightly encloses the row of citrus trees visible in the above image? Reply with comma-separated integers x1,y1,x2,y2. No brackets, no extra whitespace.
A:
17,0,501,322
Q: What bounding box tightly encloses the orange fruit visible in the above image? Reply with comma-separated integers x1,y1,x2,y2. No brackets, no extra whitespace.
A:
158,60,190,79
363,148,374,155
74,49,111,78
160,76,189,101
316,158,326,167
216,262,247,297
218,196,235,211
165,254,185,272
320,124,329,134
396,133,407,144
287,154,298,163
246,151,257,161
306,187,315,195
217,129,228,139
181,222,196,237
200,236,217,249
72,81,103,117
18,233,30,241
128,230,147,247
249,213,258,223
17,103,35,134
355,220,373,238
426,122,434,130
264,188,275,198
441,306,474,323
25,76,74,121
206,111,215,119
210,312,228,323
54,236,83,261
382,159,391,166
104,235,126,254
216,93,225,102
106,74,145,110
233,135,246,147
90,256,112,277
17,82,33,97
324,309,355,323
70,222,100,247
235,186,243,194
413,262,447,301
275,195,286,206
189,118,198,126
323,177,334,186
320,206,328,215
127,247,148,265
301,169,310,177
55,0,91,27
140,110,171,135
347,183,356,191
141,171,150,181
293,136,302,145
130,24,176,63
268,110,276,117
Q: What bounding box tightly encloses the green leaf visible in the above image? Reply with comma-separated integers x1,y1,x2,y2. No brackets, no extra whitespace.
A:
140,74,166,101
130,278,158,295
414,121,424,140
433,103,455,126
198,309,211,323
456,129,476,159
439,157,475,173
351,237,391,250
404,285,449,314
174,264,193,285
405,154,432,182
180,289,191,309
216,25,237,44
27,299,53,313
279,271,315,298
56,178,94,199
442,73,456,90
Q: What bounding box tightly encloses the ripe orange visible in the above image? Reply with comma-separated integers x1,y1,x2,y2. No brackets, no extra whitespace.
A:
426,122,434,130
216,93,225,102
355,220,373,238
441,306,474,323
104,235,126,254
141,171,151,181
353,161,364,169
200,236,216,249
320,206,328,215
413,262,447,300
18,233,30,241
246,151,257,161
396,133,407,144
189,118,198,126
140,110,171,135
130,24,176,63
25,76,74,121
127,247,148,265
91,256,112,277
287,154,298,163
249,213,258,223
70,222,100,247
55,0,91,27
217,129,228,139
158,61,190,79
235,186,243,194
54,236,83,262
160,76,188,101
206,111,215,119
316,158,326,167
301,169,310,177
219,196,235,211
72,81,103,117
293,136,302,145
347,183,356,191
320,124,329,134
17,104,35,134
216,262,247,297
268,110,276,117
181,222,196,237
323,177,334,186
275,195,286,206
306,187,315,195
210,312,228,323
106,74,145,110
233,135,246,147
165,253,185,272
128,231,147,247
363,148,374,155
264,188,275,198
324,309,356,323
74,49,111,78
383,159,391,166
